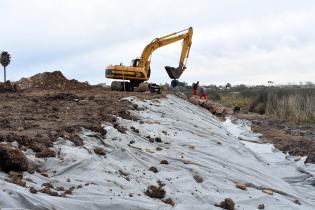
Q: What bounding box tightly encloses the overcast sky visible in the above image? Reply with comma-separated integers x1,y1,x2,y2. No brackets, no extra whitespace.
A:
1,0,315,86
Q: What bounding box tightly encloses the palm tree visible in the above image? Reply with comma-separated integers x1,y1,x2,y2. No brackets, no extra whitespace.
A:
0,51,11,82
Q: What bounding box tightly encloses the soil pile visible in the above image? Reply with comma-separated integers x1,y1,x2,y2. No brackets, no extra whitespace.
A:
237,113,315,163
15,71,92,91
0,71,164,160
0,81,17,93
0,144,28,172
189,96,233,116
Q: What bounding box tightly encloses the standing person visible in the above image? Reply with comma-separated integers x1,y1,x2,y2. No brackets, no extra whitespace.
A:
200,87,208,100
193,81,199,96
171,79,178,92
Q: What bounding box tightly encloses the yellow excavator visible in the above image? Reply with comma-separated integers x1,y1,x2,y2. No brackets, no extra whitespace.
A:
105,27,193,91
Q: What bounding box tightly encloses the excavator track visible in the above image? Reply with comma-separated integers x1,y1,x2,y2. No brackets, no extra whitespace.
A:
111,81,134,91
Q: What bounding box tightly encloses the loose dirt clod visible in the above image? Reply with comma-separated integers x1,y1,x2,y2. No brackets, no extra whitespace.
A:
94,147,106,156
0,144,28,172
293,199,301,205
183,160,193,164
29,186,37,194
160,160,169,165
69,134,84,146
193,175,204,183
64,186,75,195
39,187,59,196
236,182,247,191
130,126,140,133
145,181,166,199
7,171,26,187
162,198,175,206
214,198,235,210
149,166,159,173
36,148,56,158
258,204,265,209
42,182,54,189
155,137,162,142
56,186,65,191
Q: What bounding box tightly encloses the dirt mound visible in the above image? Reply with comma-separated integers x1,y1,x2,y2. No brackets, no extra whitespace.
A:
15,71,92,91
0,81,17,93
0,144,28,172
189,96,233,116
145,181,166,199
214,198,235,210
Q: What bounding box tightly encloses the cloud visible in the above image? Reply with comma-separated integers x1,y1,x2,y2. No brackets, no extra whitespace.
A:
1,0,315,85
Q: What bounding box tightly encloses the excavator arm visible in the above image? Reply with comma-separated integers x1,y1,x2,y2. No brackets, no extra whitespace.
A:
138,27,193,78
105,27,193,89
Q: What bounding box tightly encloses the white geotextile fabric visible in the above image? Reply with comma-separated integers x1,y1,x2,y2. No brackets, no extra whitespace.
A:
0,95,314,210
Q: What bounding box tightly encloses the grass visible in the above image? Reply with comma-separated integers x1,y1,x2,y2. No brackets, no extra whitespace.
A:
266,89,315,123
176,84,315,123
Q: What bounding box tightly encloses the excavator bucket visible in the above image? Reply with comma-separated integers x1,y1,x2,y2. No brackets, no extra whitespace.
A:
165,66,184,79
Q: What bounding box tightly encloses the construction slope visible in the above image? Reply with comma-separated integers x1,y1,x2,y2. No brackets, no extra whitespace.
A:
0,95,314,210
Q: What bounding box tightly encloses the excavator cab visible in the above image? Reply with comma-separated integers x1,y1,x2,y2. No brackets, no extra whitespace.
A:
131,58,140,67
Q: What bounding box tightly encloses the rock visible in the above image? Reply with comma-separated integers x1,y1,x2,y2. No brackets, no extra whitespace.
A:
40,172,49,177
193,175,204,183
214,198,235,210
145,183,166,199
130,126,140,133
160,160,169,165
155,137,162,142
149,166,158,173
156,147,162,151
162,198,175,206
94,147,106,156
39,186,59,196
0,144,28,172
69,134,84,146
145,148,155,153
236,182,247,191
258,204,265,209
183,160,193,164
64,186,75,195
7,171,26,187
56,186,65,191
36,148,56,158
30,187,37,194
262,189,273,195
42,182,54,189
293,199,301,205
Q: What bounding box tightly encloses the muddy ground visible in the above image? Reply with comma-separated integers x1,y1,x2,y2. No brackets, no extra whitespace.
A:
0,71,164,168
236,113,315,163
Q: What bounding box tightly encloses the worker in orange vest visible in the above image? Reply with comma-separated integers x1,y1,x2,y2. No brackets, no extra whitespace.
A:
200,87,208,100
